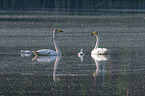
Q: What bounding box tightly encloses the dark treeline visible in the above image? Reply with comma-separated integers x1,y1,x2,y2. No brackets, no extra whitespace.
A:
0,0,145,10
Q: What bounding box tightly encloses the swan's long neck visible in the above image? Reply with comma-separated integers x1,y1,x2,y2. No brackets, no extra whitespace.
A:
53,31,62,55
94,35,99,49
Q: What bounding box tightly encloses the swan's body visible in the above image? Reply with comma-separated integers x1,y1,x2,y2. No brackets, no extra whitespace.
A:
91,31,109,55
33,49,58,56
91,48,108,55
32,29,63,56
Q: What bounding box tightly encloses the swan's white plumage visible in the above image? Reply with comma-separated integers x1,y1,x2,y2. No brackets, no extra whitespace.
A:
91,31,109,55
35,49,58,56
91,48,108,55
33,29,63,56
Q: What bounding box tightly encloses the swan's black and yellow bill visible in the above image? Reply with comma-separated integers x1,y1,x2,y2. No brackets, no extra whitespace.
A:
91,32,96,35
58,29,63,32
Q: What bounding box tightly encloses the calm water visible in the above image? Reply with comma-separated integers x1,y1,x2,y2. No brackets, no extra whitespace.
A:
0,10,144,96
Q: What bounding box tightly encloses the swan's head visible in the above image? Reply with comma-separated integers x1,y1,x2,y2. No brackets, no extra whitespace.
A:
91,31,98,36
54,29,63,34
81,49,83,52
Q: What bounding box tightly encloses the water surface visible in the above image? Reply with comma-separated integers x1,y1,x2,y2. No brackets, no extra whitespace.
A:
0,10,144,96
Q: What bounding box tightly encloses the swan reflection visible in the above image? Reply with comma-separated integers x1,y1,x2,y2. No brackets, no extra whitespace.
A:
78,54,84,61
91,54,110,77
32,55,61,82
21,53,31,57
21,53,61,82
91,54,110,90
20,50,33,57
78,49,85,61
53,56,61,82
32,55,59,63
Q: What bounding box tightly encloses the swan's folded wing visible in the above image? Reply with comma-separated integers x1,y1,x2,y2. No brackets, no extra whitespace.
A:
35,49,50,56
99,48,109,55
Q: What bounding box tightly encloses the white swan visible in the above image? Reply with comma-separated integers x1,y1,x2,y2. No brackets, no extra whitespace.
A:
91,31,109,55
32,29,63,56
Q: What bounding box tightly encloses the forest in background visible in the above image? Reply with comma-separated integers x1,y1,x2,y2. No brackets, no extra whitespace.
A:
0,0,145,11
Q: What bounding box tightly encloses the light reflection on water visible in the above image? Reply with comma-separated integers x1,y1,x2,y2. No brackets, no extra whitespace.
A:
0,11,144,95
0,53,144,95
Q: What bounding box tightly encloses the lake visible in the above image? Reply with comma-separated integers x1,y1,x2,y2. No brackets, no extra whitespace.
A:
0,10,144,96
